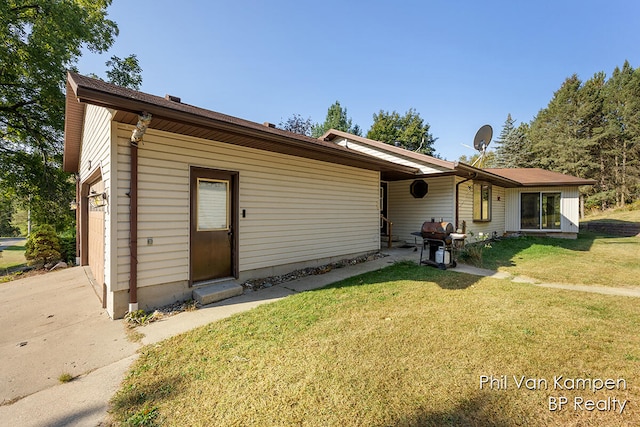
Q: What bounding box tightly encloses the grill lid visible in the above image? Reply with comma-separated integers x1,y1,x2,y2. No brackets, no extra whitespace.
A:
421,221,454,239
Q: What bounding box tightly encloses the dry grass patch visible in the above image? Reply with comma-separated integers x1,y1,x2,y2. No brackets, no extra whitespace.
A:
583,201,640,223
111,263,640,426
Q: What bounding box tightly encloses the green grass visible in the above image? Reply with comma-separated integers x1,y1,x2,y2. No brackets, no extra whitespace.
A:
58,373,74,383
472,232,640,288
0,244,27,271
111,262,640,426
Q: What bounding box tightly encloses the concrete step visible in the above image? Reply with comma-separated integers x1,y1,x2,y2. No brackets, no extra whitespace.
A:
192,281,244,306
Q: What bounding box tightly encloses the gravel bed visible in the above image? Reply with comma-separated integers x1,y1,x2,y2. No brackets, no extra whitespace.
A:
241,251,386,291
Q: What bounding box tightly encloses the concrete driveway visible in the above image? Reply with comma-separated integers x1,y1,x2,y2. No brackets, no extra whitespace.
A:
0,267,138,425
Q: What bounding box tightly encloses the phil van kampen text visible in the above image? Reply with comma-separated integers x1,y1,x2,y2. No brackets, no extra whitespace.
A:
479,375,628,414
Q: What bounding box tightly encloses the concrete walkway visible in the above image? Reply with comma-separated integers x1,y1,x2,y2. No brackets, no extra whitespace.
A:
453,263,640,297
0,247,638,427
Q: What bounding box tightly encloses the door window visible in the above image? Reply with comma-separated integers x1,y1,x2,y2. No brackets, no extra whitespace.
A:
197,179,229,231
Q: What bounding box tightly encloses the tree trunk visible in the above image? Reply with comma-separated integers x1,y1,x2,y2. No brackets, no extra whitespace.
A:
621,140,627,206
599,154,606,210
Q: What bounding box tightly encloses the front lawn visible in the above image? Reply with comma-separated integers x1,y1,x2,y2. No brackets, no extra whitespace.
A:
111,262,639,426
0,243,27,272
466,232,640,288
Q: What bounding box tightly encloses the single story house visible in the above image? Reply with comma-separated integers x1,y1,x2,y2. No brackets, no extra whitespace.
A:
63,73,595,319
322,130,596,245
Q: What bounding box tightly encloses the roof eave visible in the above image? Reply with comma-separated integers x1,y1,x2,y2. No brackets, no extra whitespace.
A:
322,129,456,172
63,79,85,173
64,73,419,177
518,180,597,187
453,162,521,187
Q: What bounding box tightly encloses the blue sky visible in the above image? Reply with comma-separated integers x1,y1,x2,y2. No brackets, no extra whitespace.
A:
77,0,640,161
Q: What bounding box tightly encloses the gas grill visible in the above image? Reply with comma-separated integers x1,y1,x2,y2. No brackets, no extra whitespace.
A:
412,219,465,269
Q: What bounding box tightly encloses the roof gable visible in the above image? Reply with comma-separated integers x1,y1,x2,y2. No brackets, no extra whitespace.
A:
321,129,456,172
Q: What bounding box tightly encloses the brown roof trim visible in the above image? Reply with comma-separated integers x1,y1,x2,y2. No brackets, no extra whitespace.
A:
321,129,595,188
322,129,526,187
63,72,419,177
484,168,597,187
454,163,521,188
63,80,86,172
321,129,456,171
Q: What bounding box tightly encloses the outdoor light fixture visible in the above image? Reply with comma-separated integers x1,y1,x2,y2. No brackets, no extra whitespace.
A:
69,200,78,210
88,189,108,208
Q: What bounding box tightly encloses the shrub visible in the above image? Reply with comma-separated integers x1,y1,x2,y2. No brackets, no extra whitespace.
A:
459,243,485,266
24,225,61,266
58,229,76,265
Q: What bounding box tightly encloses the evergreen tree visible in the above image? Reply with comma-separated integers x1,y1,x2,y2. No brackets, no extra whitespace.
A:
493,114,516,167
527,63,640,209
529,75,590,177
602,61,640,207
311,101,361,138
366,108,436,155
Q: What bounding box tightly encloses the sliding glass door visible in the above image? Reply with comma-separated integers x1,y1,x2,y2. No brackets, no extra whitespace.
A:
520,192,561,230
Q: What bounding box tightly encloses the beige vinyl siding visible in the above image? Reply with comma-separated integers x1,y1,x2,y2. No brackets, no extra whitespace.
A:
79,105,113,288
505,186,580,233
115,125,380,290
388,176,455,243
457,177,506,241
79,105,112,182
115,145,189,290
561,187,580,232
334,138,446,174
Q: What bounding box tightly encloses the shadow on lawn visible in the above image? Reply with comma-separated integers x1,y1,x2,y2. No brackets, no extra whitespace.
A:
393,392,512,427
325,260,482,291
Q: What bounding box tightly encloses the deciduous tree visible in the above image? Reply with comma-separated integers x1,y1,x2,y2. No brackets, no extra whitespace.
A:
105,54,142,90
1,0,118,153
279,114,313,137
0,1,139,231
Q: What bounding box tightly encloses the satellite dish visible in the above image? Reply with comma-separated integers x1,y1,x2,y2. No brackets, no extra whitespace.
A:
471,124,493,167
473,125,493,152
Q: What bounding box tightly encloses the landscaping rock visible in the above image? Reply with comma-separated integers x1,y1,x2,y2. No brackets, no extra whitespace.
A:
240,251,386,291
49,262,68,272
